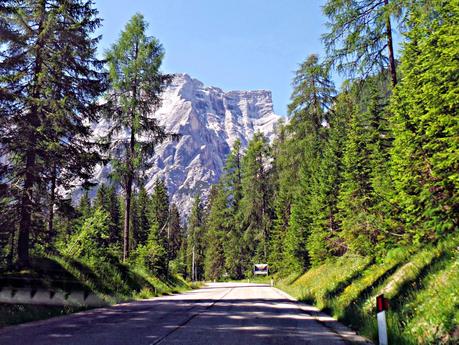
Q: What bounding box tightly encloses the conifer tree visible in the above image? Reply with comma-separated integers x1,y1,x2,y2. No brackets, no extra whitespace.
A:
390,0,459,242
107,185,121,247
240,133,273,266
168,203,182,262
103,14,175,261
135,186,150,247
222,140,245,278
307,87,354,264
204,185,227,280
78,191,92,219
0,0,106,266
142,179,170,273
283,54,335,272
322,0,403,86
94,184,109,211
336,80,392,255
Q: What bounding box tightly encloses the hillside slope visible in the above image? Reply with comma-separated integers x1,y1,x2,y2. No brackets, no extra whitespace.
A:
275,238,459,345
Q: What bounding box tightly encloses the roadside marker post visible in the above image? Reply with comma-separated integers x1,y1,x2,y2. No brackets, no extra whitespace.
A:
376,294,389,345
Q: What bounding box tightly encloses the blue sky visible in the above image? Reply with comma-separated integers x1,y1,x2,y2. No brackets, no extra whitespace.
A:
95,1,330,115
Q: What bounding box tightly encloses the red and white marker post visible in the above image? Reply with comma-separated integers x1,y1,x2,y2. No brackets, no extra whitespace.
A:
376,294,389,345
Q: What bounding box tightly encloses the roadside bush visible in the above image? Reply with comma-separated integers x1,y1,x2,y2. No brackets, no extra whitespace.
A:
132,238,168,277
61,208,117,263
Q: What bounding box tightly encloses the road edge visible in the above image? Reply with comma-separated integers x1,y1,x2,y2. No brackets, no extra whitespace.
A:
271,286,374,345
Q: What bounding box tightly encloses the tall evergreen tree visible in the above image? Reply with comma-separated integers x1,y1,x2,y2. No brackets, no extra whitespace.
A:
78,191,92,219
283,54,335,272
336,79,393,255
204,185,227,280
306,88,354,264
390,0,459,242
0,0,106,266
167,203,182,262
94,184,109,211
239,132,273,266
222,140,245,278
322,0,403,86
107,185,121,247
103,14,175,261
135,186,150,248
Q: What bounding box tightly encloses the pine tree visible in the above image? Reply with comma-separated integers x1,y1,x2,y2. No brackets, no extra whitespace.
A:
142,178,170,273
168,203,182,262
239,133,273,267
94,184,109,211
322,0,403,86
306,87,354,264
107,185,121,248
222,140,245,278
103,13,175,262
204,185,227,280
283,54,335,272
336,79,393,255
390,0,459,242
135,186,150,248
269,121,297,272
0,0,106,266
78,191,92,219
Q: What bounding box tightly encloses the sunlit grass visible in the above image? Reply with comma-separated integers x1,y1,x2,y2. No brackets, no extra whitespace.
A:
275,236,459,345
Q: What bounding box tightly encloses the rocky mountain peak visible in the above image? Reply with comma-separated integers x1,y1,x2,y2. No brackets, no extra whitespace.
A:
90,74,281,217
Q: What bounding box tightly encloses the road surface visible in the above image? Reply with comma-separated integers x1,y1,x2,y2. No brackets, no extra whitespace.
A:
0,282,358,345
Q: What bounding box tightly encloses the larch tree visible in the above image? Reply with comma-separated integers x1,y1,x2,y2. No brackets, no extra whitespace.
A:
322,0,404,86
103,13,176,261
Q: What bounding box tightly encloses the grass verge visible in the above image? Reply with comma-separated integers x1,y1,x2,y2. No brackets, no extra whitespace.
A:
274,237,459,345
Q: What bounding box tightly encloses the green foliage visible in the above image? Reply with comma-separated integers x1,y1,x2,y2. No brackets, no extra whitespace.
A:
222,140,245,279
337,79,395,255
102,13,173,261
240,132,273,265
322,0,402,84
275,239,458,345
0,0,106,265
62,208,114,263
133,237,168,277
390,0,459,242
204,185,227,280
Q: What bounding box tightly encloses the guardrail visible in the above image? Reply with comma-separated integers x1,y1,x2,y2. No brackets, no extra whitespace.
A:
0,277,107,307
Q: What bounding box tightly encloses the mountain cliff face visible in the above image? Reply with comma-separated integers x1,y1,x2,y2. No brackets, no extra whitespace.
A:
91,73,280,216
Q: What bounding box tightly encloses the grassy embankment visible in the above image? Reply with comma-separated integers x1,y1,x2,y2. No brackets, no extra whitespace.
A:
0,256,196,328
275,236,459,345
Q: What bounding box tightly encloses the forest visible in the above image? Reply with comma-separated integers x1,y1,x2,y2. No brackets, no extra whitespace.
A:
0,1,458,343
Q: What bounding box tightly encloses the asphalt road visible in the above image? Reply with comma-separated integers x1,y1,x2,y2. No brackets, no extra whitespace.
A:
0,283,353,345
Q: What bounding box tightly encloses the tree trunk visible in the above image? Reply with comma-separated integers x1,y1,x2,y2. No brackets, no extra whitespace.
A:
123,175,132,262
47,164,57,250
17,150,36,267
17,0,46,268
384,0,397,86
